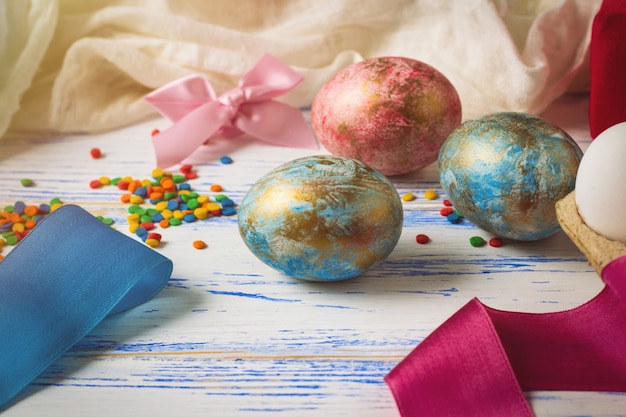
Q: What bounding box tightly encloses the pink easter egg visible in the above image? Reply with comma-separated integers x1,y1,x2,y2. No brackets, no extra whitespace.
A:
311,56,462,176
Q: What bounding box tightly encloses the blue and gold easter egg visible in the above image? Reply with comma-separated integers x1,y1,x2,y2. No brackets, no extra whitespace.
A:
438,112,583,241
238,155,403,281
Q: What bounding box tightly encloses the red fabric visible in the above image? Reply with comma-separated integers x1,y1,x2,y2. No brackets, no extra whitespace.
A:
385,256,626,417
589,0,626,138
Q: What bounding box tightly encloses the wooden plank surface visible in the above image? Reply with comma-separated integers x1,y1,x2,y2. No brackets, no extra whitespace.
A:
2,93,626,416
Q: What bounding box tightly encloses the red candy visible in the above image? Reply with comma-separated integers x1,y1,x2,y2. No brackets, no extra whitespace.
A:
147,232,162,242
90,148,102,159
440,207,454,216
416,234,430,244
117,180,130,190
141,222,155,231
489,237,504,247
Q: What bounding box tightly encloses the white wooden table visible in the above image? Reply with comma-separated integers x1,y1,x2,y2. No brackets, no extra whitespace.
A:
2,93,625,416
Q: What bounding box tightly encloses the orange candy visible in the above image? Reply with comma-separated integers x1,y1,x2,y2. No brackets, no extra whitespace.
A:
192,240,207,249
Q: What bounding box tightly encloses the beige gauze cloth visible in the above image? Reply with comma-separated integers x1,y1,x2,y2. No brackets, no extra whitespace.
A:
0,0,601,139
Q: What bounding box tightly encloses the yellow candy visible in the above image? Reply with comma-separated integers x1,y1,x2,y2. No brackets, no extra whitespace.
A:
197,195,210,204
155,201,168,212
127,213,140,223
194,207,209,220
151,168,164,178
98,176,111,186
129,195,144,205
424,189,438,200
145,238,160,248
204,202,221,211
401,192,415,202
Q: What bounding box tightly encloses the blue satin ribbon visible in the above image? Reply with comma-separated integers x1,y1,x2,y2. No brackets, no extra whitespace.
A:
0,204,173,409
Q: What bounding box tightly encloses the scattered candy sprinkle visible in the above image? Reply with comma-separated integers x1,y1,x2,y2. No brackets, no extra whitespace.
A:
401,192,415,202
424,189,438,200
89,164,237,249
90,148,102,159
220,156,233,164
489,237,504,247
469,236,486,247
20,178,34,187
415,234,430,244
0,198,68,259
193,240,207,249
440,207,454,216
446,212,462,224
443,199,453,207
180,164,198,179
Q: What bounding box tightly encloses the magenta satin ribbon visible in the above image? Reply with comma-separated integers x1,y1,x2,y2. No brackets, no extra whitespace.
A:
385,255,626,417
145,54,317,169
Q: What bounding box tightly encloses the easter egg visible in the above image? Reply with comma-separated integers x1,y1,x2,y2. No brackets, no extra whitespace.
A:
238,155,403,281
575,121,626,243
311,56,462,176
438,112,583,241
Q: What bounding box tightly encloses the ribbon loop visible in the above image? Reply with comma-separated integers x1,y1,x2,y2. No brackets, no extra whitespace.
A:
145,54,317,169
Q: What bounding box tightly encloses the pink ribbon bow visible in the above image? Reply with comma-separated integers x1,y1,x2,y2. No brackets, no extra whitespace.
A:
145,54,318,169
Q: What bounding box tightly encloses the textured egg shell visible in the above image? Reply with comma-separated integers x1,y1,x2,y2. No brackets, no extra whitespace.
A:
238,155,403,281
575,121,626,243
438,112,583,241
311,56,461,176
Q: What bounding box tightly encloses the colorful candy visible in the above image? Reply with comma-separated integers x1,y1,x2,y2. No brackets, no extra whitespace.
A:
0,198,70,259
90,164,237,249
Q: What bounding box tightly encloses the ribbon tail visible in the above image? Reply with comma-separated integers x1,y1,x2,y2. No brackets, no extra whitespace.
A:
385,299,533,417
386,256,626,417
235,101,318,150
152,101,229,169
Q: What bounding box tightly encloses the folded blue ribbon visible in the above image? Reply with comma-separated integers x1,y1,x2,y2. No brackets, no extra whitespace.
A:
0,204,173,409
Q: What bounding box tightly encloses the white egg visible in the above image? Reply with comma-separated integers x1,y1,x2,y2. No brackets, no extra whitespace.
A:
575,121,626,243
